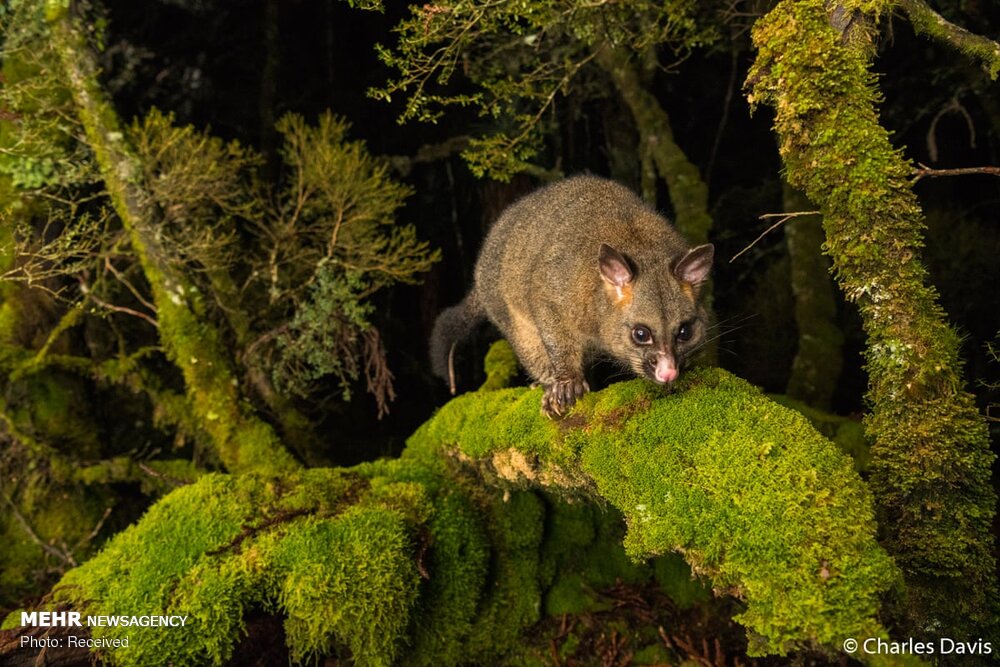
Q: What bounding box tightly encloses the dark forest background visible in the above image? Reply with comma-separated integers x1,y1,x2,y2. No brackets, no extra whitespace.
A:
102,0,1000,451
103,2,1000,448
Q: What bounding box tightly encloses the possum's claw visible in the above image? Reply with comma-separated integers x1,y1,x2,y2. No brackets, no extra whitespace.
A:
540,377,590,419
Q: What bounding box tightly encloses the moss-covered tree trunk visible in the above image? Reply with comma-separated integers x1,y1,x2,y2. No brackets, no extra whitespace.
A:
49,5,298,474
748,0,998,638
2,361,897,664
782,184,843,409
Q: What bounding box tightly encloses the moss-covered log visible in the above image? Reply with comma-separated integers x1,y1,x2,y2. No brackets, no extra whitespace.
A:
3,363,898,664
748,0,998,638
408,365,898,656
48,5,298,474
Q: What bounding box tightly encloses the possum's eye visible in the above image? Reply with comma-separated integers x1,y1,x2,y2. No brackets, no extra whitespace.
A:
676,322,693,342
632,325,652,345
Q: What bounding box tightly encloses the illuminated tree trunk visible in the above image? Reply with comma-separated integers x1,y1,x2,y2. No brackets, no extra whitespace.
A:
49,4,298,474
748,0,998,638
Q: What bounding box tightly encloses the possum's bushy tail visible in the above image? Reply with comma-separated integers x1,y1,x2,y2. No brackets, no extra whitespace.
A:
430,291,486,393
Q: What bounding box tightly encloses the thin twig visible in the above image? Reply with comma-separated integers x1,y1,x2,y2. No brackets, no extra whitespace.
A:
137,462,190,489
2,493,78,567
78,276,159,328
104,256,157,312
72,506,112,553
729,210,820,263
911,162,1000,183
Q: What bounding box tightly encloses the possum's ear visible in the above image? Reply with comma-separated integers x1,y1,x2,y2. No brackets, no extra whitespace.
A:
598,244,633,287
673,244,714,285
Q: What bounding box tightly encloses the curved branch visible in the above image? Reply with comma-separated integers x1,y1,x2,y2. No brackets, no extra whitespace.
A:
6,366,895,664
898,0,1000,79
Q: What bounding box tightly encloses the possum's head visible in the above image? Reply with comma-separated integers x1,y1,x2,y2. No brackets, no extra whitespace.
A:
598,242,714,384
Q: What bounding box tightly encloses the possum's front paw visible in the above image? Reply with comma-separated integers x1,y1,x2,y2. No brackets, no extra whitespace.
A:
541,378,590,418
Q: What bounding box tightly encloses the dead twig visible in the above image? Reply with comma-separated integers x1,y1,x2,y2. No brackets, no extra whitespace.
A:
78,276,159,328
2,493,78,567
911,162,1000,183
729,210,820,263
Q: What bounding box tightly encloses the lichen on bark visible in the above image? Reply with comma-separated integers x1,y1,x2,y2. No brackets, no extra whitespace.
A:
747,0,998,639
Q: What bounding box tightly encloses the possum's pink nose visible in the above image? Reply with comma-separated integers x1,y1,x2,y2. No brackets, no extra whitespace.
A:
654,355,678,383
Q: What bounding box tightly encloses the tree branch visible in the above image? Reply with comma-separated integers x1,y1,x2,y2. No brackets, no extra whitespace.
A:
910,162,1000,183
897,0,1000,79
49,4,299,474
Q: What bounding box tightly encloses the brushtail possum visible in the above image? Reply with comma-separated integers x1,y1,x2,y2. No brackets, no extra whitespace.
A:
431,175,714,418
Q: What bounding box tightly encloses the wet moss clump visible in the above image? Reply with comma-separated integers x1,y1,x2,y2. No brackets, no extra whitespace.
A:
34,470,423,667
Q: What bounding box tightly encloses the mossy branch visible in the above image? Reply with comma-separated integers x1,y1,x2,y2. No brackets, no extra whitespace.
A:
781,184,843,410
5,362,898,663
48,7,299,474
595,46,712,246
406,360,898,656
897,0,1000,79
0,394,200,492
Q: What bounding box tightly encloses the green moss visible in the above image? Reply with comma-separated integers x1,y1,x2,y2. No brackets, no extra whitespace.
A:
49,11,299,476
406,368,898,656
41,458,550,666
35,364,896,662
480,339,520,391
633,643,673,665
769,394,870,471
538,498,657,618
783,186,843,410
462,490,545,661
407,488,491,665
652,553,711,610
407,385,560,463
48,470,424,666
898,0,1000,79
358,456,554,666
273,507,419,665
748,0,998,638
15,371,102,457
0,474,113,613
